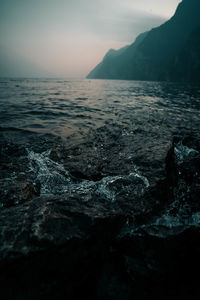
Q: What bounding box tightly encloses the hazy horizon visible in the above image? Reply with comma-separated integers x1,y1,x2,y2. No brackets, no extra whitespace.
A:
0,0,181,78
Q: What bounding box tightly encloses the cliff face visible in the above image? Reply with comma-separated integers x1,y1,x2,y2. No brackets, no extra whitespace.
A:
168,27,200,82
87,0,200,82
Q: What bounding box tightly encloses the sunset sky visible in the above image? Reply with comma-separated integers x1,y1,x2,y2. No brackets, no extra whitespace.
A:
0,0,181,78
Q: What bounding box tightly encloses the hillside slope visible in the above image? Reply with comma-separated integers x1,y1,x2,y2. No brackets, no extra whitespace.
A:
87,0,200,82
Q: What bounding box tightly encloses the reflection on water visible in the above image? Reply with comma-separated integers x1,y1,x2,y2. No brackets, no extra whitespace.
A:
0,78,199,140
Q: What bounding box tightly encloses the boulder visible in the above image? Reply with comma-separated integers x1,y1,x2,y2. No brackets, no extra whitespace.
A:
0,127,200,299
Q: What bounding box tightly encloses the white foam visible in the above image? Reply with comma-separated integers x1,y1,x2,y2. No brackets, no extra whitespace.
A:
27,149,149,201
174,141,198,165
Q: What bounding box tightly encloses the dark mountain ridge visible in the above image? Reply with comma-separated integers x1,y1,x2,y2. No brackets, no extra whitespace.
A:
87,0,200,82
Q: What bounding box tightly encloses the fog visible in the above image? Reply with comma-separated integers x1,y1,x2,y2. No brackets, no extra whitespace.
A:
0,0,181,77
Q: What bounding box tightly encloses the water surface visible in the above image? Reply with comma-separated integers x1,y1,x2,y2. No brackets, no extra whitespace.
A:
1,78,199,140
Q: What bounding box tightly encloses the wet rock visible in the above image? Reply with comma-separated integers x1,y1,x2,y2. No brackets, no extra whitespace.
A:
112,227,200,300
0,194,124,260
0,127,200,299
0,180,38,208
111,134,200,299
165,135,200,211
62,124,171,186
0,185,162,300
95,173,149,202
0,193,126,299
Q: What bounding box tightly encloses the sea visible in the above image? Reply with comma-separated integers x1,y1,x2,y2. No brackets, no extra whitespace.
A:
1,79,200,300
0,78,200,141
0,77,200,226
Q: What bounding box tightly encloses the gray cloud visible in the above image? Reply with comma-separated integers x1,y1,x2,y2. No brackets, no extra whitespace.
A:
0,0,180,77
85,11,166,42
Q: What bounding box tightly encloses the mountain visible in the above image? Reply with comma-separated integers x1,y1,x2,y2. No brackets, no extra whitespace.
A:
87,0,200,83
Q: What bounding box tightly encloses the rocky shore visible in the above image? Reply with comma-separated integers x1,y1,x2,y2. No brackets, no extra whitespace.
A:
0,126,200,299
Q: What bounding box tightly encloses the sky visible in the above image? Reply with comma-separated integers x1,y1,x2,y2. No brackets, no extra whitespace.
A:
0,0,181,78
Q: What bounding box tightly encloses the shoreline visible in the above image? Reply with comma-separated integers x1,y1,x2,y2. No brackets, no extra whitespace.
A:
0,125,200,298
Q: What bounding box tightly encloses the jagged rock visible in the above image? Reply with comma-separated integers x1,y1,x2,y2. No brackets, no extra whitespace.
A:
0,180,38,208
0,126,200,299
110,135,200,299
62,124,171,186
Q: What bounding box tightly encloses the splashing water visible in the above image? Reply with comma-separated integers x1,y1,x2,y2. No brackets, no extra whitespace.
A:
27,149,72,195
174,141,199,165
27,149,149,201
96,173,149,202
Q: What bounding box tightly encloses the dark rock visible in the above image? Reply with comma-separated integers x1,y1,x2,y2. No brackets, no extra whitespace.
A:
0,193,127,299
0,180,38,208
113,227,200,300
0,126,200,299
110,135,200,299
62,124,171,186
